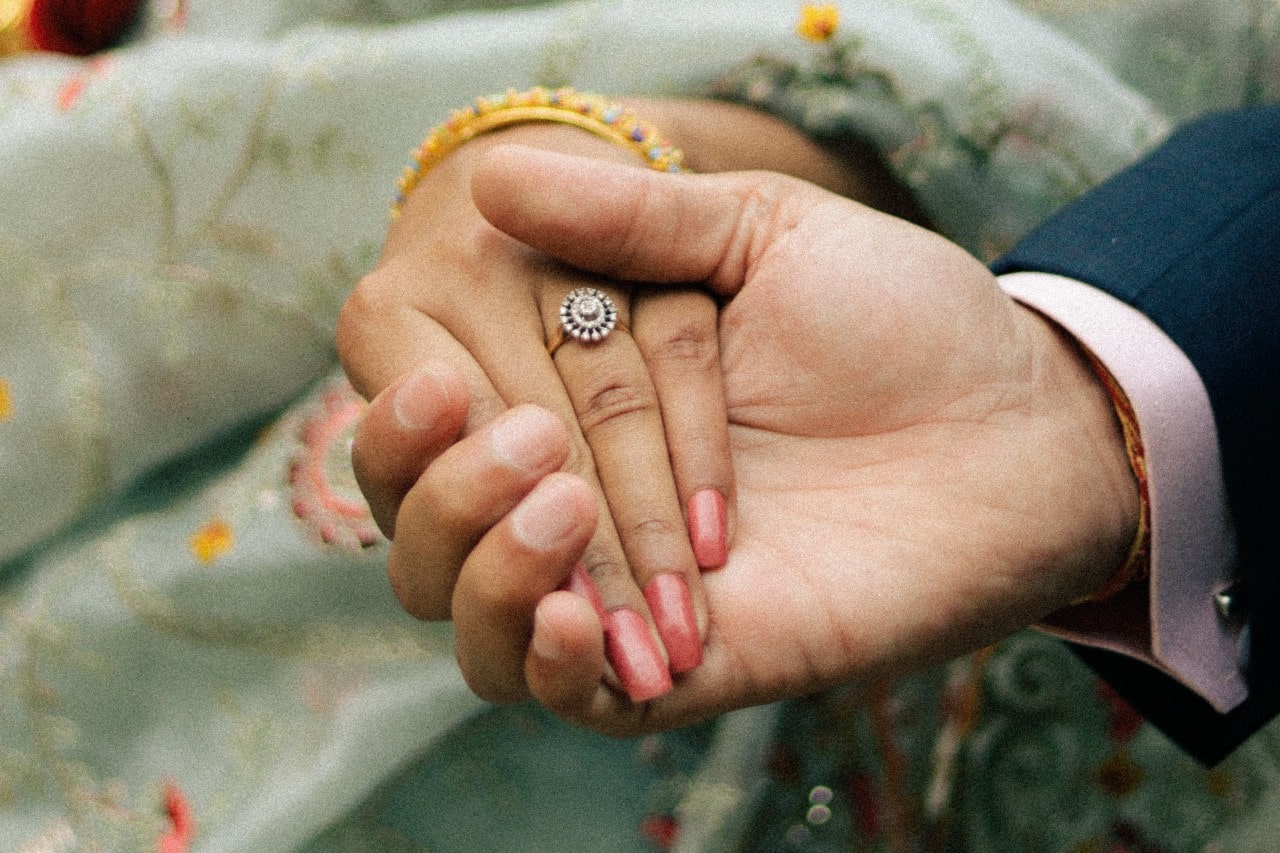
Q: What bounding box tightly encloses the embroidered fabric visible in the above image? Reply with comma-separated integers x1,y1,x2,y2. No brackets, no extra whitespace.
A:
1,1,1277,850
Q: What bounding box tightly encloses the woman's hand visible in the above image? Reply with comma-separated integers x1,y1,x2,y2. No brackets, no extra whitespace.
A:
338,98,892,701
362,146,1139,733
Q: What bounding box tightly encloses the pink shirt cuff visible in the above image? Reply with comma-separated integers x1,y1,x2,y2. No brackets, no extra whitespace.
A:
998,272,1245,713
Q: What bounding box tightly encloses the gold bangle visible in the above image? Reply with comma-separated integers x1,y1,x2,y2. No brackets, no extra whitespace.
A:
391,87,686,218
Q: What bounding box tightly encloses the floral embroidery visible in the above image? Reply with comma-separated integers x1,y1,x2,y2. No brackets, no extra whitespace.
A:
156,783,195,853
797,4,840,42
1,3,1276,850
640,813,679,849
189,518,233,564
288,381,380,550
54,57,110,112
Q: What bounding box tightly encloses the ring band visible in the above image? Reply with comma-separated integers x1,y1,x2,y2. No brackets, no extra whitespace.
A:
548,288,626,355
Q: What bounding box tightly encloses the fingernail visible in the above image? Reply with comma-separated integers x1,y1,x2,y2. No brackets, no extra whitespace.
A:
688,488,728,569
393,364,453,431
603,608,673,702
643,573,703,674
531,603,566,662
490,405,560,473
510,475,583,552
559,562,606,623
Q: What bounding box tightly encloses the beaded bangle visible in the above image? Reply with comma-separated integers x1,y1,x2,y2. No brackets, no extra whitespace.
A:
1078,347,1151,602
392,87,686,218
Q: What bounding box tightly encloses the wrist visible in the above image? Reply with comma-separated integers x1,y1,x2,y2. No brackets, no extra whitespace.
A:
389,91,686,253
1017,304,1142,600
385,120,643,263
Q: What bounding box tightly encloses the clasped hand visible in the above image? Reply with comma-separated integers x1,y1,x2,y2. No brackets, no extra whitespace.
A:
340,133,1137,736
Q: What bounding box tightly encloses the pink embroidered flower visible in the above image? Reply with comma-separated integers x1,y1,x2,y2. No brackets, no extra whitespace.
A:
289,382,381,550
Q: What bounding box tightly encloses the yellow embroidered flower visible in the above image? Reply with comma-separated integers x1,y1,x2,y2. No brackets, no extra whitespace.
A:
797,4,839,42
190,518,233,564
0,378,12,421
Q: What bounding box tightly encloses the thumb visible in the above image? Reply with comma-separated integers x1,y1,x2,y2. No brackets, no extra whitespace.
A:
470,144,815,295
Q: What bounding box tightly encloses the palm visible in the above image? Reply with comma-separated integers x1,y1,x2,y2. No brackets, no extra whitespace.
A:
664,198,1122,715
467,151,1134,727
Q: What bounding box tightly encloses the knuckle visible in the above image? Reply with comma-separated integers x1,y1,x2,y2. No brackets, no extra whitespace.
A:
387,558,448,622
467,572,522,616
561,434,592,477
736,180,786,221
459,661,525,705
342,269,397,325
623,516,691,573
420,483,477,537
578,553,630,589
576,378,659,435
337,271,397,366
626,515,684,543
613,179,659,276
641,320,719,373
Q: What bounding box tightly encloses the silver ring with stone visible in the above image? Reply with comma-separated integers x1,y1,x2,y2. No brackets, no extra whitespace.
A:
549,287,620,354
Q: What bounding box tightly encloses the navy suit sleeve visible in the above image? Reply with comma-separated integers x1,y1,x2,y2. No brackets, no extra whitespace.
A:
992,105,1280,765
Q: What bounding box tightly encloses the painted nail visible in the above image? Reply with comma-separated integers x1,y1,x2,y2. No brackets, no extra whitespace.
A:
643,573,703,674
558,562,606,623
688,488,728,569
531,604,566,663
603,608,673,702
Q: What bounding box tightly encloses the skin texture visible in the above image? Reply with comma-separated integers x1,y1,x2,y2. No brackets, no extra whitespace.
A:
343,145,1139,735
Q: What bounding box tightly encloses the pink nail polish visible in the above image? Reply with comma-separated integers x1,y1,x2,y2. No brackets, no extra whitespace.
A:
603,608,673,702
558,562,606,623
643,573,703,674
688,488,728,569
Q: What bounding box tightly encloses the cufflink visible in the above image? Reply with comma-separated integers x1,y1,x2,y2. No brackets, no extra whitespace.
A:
1215,582,1253,674
1214,582,1247,621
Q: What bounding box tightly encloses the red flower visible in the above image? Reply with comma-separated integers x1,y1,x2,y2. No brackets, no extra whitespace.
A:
27,0,144,56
